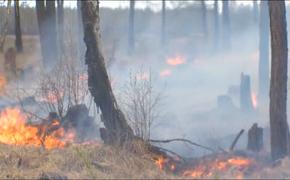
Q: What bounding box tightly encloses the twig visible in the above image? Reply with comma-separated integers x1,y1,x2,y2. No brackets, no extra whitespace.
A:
149,138,215,152
229,129,245,151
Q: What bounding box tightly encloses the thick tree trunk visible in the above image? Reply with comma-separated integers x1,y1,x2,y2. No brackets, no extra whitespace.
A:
222,0,231,50
46,0,58,66
213,0,219,52
14,0,23,52
201,1,207,42
258,1,270,105
161,0,166,45
269,0,290,161
57,0,64,59
128,0,135,54
80,0,134,144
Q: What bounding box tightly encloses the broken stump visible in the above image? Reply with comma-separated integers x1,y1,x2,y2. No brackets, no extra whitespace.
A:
247,123,263,152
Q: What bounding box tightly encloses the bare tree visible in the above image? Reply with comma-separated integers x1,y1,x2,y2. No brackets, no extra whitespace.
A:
128,0,135,54
258,0,269,104
14,0,23,52
81,0,134,144
269,0,290,161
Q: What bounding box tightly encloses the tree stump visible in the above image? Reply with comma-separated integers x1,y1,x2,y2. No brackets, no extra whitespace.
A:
240,73,254,113
4,47,17,79
247,123,263,152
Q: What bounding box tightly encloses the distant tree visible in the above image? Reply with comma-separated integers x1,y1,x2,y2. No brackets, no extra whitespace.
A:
201,1,208,42
253,0,259,23
81,0,134,144
36,0,58,69
35,0,47,66
57,0,64,58
222,0,231,50
213,0,219,52
128,0,135,54
269,0,290,161
258,0,269,104
14,0,23,52
46,0,58,65
161,0,166,45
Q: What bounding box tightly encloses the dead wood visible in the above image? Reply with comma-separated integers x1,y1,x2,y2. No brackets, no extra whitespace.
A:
247,123,263,152
229,129,245,151
81,0,134,145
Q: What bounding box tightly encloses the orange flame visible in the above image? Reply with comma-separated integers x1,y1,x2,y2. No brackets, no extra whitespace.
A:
182,156,252,179
166,55,186,66
251,92,258,109
0,107,74,149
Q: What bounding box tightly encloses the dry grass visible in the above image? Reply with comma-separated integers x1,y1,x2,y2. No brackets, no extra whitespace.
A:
0,141,174,179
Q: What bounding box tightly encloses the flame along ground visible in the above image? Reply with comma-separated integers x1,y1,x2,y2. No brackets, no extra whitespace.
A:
0,107,74,149
154,154,255,179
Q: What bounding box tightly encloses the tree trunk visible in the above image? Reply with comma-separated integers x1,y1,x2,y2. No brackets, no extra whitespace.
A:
46,0,58,67
161,0,166,45
201,1,207,42
14,0,23,52
253,0,259,23
258,0,270,105
36,0,47,67
213,0,219,52
240,73,254,113
269,0,290,161
57,0,64,59
128,0,135,54
247,123,263,152
80,0,134,144
222,0,231,50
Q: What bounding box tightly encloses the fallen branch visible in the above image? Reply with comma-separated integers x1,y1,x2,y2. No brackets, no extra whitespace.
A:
229,129,245,151
149,138,215,152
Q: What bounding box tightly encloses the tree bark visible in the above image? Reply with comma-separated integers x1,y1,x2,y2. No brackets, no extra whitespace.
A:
258,0,270,105
161,0,166,45
128,0,135,54
269,0,290,161
80,0,134,144
222,0,231,50
14,0,23,52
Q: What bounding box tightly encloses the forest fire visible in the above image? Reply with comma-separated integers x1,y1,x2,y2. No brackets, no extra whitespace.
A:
0,107,74,149
154,154,255,179
166,55,186,66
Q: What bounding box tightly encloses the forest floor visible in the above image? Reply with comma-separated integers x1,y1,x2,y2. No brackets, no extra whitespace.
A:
0,142,174,179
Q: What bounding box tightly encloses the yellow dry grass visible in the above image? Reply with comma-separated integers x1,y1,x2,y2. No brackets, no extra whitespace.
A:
0,141,174,179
